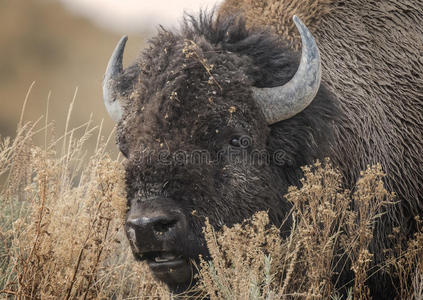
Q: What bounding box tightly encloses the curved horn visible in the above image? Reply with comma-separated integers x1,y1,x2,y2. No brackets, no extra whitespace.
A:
252,16,321,125
103,35,128,123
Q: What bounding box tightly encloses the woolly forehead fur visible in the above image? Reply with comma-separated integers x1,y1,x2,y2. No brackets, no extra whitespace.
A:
115,13,301,155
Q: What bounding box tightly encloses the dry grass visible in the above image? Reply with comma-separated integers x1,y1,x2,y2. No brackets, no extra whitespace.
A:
193,160,422,299
1,96,422,299
0,97,168,299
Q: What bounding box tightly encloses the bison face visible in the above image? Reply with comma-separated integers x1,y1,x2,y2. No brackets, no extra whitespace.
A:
103,14,329,291
118,69,292,290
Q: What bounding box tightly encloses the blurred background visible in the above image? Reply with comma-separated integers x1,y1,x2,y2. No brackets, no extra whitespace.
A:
0,0,221,151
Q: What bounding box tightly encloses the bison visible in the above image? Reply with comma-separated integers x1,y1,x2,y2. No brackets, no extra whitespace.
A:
102,1,423,297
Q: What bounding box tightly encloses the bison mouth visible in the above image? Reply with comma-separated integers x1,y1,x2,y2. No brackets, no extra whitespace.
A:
136,251,193,284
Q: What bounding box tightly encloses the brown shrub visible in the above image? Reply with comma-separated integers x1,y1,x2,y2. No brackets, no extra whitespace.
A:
0,104,168,299
194,160,422,300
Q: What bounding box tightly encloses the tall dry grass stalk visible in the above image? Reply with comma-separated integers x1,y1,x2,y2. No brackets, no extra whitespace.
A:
387,216,423,300
197,212,283,299
0,95,168,299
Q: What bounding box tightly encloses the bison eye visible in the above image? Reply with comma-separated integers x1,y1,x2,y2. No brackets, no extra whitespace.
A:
230,135,252,148
230,137,241,147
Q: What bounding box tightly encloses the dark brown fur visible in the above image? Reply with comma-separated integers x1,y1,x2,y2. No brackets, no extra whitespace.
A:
220,0,423,297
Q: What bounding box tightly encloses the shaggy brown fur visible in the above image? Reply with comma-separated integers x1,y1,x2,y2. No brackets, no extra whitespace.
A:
220,0,423,297
219,0,336,49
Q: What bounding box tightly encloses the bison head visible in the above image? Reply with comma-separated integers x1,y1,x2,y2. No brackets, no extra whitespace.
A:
102,13,336,292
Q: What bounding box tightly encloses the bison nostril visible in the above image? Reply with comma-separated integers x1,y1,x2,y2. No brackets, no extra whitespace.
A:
127,215,181,236
153,219,178,233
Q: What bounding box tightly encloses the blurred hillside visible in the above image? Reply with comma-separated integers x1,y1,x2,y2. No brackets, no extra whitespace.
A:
0,0,145,151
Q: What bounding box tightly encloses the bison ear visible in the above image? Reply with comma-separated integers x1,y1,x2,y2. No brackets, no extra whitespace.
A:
103,36,128,123
252,16,321,125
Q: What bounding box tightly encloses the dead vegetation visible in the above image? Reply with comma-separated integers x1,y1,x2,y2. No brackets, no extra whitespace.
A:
1,97,422,299
0,97,169,299
194,161,422,299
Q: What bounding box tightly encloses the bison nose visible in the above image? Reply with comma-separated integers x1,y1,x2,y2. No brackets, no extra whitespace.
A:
127,215,180,235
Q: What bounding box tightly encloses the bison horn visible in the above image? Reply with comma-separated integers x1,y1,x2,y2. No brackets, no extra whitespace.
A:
103,35,128,123
252,16,321,125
